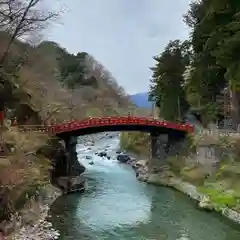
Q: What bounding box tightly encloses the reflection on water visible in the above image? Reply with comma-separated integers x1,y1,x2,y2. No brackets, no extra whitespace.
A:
49,133,240,240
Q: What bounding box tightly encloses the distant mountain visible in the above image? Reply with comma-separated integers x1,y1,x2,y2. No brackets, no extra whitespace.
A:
130,92,153,108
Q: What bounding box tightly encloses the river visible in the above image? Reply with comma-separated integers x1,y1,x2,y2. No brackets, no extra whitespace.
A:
49,133,240,240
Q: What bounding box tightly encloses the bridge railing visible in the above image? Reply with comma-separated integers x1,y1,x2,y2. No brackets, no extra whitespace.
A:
6,117,194,137
17,125,51,133
4,105,190,135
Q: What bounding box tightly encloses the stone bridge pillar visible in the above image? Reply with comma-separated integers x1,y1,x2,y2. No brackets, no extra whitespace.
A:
61,136,85,193
149,131,187,173
64,136,79,176
149,132,169,172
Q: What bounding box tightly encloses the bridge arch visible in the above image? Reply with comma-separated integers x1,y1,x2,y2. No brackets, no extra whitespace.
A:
50,116,194,138
45,116,194,192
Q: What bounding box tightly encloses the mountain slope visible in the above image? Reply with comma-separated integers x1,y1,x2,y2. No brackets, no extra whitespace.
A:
130,92,153,108
35,41,134,118
0,37,136,124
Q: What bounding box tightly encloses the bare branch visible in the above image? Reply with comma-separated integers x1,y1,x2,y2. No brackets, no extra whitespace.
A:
0,0,61,65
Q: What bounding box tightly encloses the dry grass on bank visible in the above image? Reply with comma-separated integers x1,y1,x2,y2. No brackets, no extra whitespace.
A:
0,128,52,220
2,127,49,153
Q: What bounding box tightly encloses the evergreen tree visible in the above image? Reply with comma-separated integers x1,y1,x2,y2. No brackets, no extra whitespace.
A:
149,40,189,121
183,0,228,123
209,0,240,126
57,49,88,89
183,0,240,126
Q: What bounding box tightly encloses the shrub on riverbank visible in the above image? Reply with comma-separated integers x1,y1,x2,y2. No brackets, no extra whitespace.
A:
196,160,240,212
198,184,240,211
120,132,150,155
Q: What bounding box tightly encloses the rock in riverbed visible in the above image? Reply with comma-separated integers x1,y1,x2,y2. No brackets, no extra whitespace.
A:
198,196,213,211
117,154,131,163
98,152,107,157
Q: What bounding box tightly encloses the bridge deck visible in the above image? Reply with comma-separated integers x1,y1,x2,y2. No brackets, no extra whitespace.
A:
10,116,195,136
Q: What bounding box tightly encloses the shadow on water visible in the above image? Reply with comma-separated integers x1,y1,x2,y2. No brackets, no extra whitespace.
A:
49,134,240,240
48,194,90,239
49,184,240,240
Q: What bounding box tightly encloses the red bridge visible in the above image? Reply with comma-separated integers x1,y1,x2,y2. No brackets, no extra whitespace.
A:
16,116,194,175
46,116,194,138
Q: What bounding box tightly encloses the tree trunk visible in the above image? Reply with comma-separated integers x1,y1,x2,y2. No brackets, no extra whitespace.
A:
230,89,240,129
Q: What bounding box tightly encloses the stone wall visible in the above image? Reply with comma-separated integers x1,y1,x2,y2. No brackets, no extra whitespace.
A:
150,133,229,176
150,132,189,172
186,143,230,176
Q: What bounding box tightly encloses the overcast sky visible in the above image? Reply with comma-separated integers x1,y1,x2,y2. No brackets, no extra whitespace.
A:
47,0,190,94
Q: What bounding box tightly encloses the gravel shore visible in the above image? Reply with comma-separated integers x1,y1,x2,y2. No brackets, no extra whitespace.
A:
7,186,61,240
10,212,60,240
9,133,118,240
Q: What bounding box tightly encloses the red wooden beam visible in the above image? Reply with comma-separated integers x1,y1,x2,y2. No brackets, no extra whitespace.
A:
51,116,195,134
0,111,3,126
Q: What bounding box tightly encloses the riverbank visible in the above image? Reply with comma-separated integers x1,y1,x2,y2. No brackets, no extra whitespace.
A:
0,128,61,239
120,130,240,225
3,132,113,239
50,134,240,239
124,151,240,226
146,172,240,225
0,128,79,239
6,185,61,240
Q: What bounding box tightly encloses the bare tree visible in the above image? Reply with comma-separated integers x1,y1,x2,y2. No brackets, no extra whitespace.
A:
0,0,60,65
85,54,132,106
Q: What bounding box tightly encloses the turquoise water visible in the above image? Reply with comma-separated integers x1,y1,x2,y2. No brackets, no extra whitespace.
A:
49,135,240,240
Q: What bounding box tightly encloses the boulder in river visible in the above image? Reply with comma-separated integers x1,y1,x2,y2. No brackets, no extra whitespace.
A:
98,151,107,157
89,161,94,165
198,196,213,211
85,155,92,160
116,150,121,154
134,160,147,168
117,154,131,163
107,156,111,160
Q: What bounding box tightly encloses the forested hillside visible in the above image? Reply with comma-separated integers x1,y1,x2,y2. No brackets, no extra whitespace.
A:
0,36,133,125
38,41,132,114
149,0,240,127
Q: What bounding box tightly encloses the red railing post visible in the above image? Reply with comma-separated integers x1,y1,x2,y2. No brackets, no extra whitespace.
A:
0,110,4,126
0,110,3,150
12,117,17,126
